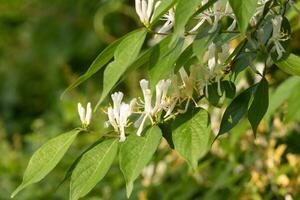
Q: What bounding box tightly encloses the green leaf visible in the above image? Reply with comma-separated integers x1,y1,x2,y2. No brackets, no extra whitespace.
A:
150,0,177,26
56,138,104,189
122,35,172,78
248,78,269,136
218,87,253,137
193,25,220,61
192,0,218,17
265,76,300,123
172,0,200,44
276,53,300,76
95,28,147,110
206,81,236,106
11,130,79,198
119,126,162,198
172,108,211,170
61,38,122,98
229,0,257,34
70,138,118,200
149,38,184,89
286,82,300,122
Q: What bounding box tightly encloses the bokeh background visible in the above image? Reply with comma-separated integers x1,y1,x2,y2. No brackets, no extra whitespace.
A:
1,0,300,199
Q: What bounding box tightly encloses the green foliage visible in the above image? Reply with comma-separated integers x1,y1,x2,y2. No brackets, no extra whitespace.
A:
149,39,184,88
218,87,252,137
150,0,177,26
206,81,236,106
5,0,300,199
96,28,147,109
119,126,162,198
276,53,300,76
62,38,122,98
248,78,269,136
172,108,212,170
70,138,119,200
266,76,300,122
11,130,79,198
172,0,200,43
229,0,258,34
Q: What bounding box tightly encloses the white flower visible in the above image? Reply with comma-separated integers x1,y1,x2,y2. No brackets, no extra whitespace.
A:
205,43,231,97
77,102,92,127
208,42,217,72
189,1,236,33
135,0,155,27
105,92,136,142
270,15,286,60
157,9,175,34
135,79,171,136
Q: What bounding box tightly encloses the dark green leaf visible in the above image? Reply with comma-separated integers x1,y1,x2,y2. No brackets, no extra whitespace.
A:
248,78,269,136
119,126,162,198
206,81,236,106
11,130,79,198
218,87,253,137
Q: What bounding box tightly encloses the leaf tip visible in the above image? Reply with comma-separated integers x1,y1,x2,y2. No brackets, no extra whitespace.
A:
11,184,24,198
126,181,134,198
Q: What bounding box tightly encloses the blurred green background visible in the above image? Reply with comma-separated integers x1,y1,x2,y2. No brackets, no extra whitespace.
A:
1,0,300,199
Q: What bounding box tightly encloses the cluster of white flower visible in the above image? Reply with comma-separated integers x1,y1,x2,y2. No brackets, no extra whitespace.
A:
76,1,290,142
76,39,232,142
101,41,232,141
189,0,236,33
270,15,287,60
134,0,237,35
100,79,172,142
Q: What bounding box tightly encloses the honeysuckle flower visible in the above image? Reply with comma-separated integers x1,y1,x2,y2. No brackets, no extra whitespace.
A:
104,92,136,142
209,1,222,33
270,15,286,60
189,1,236,33
179,66,199,99
135,79,171,136
208,42,217,72
77,102,92,128
157,9,175,34
135,0,155,27
205,43,231,97
251,0,270,26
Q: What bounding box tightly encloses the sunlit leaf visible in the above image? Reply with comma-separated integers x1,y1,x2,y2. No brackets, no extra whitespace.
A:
149,38,184,89
172,108,211,170
172,0,200,44
95,28,147,110
119,126,162,198
70,139,118,200
11,130,79,198
276,53,300,76
229,0,257,34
